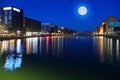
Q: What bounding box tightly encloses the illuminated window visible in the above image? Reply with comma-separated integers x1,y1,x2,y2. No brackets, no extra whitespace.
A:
13,7,20,12
9,16,12,20
4,16,8,24
9,11,12,15
4,11,8,15
3,7,12,10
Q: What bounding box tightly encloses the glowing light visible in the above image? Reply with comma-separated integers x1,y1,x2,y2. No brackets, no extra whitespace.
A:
17,30,21,34
78,6,87,16
32,37,38,54
58,30,61,33
4,53,23,71
13,7,20,12
16,39,21,53
61,27,64,29
3,7,12,10
99,26,104,34
116,39,119,60
26,32,32,36
4,30,8,33
26,38,32,54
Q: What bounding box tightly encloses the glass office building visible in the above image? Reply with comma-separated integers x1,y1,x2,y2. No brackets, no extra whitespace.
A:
108,21,120,27
1,6,23,32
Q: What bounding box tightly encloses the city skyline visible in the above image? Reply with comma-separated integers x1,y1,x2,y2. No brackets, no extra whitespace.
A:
0,0,120,31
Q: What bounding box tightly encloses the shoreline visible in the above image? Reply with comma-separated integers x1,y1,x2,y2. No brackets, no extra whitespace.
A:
0,34,74,41
94,34,120,39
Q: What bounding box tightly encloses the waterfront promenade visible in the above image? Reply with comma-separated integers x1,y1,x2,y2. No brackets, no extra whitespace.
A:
0,33,75,40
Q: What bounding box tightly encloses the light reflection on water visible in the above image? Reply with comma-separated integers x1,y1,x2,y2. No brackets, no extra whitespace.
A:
94,36,120,64
116,39,119,60
0,36,120,72
0,36,65,71
0,39,23,71
26,37,38,54
25,36,64,57
4,52,23,71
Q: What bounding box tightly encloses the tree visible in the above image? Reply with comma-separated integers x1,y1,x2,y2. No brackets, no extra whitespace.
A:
0,25,7,32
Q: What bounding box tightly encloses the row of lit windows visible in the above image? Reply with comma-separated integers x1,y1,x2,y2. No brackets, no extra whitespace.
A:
4,16,12,24
3,11,21,17
3,11,12,15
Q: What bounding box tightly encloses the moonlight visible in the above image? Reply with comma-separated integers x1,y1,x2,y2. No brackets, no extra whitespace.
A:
78,6,87,16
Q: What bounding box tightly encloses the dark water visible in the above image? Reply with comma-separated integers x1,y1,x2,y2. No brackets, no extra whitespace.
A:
0,36,120,80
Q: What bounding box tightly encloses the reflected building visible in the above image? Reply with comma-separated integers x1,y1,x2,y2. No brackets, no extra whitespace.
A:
16,39,23,53
0,39,22,53
98,36,104,62
57,36,64,58
9,39,15,52
116,39,120,60
26,37,44,55
25,36,64,58
32,37,38,54
4,52,23,71
51,36,64,58
26,37,38,54
39,37,42,55
93,36,120,64
4,39,23,71
46,36,50,54
26,38,32,54
1,40,9,52
109,39,113,62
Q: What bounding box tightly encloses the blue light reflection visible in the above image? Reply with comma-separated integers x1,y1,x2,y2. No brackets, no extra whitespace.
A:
4,53,23,71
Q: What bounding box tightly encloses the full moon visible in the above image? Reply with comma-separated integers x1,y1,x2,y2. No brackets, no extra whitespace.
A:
78,6,87,16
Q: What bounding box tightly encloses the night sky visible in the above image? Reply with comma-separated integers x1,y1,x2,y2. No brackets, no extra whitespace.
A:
0,0,120,31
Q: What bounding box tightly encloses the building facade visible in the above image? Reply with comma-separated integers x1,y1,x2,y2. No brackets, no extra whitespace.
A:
94,16,120,35
24,17,41,36
24,17,41,32
1,6,23,33
107,16,116,34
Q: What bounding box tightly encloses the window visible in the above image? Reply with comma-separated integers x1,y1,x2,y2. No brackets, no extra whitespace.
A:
4,16,8,24
9,16,12,20
4,11,8,15
8,20,12,24
9,11,12,15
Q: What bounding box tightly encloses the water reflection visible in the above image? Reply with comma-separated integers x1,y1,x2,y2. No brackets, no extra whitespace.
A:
0,36,120,72
94,36,120,64
9,40,16,52
116,39,119,60
25,36,64,58
39,37,42,55
98,36,104,62
51,36,64,58
1,40,9,52
46,36,50,54
0,40,16,53
0,39,23,71
4,52,23,71
26,37,38,54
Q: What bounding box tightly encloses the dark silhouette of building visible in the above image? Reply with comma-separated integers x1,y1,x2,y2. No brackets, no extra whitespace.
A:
24,17,41,32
